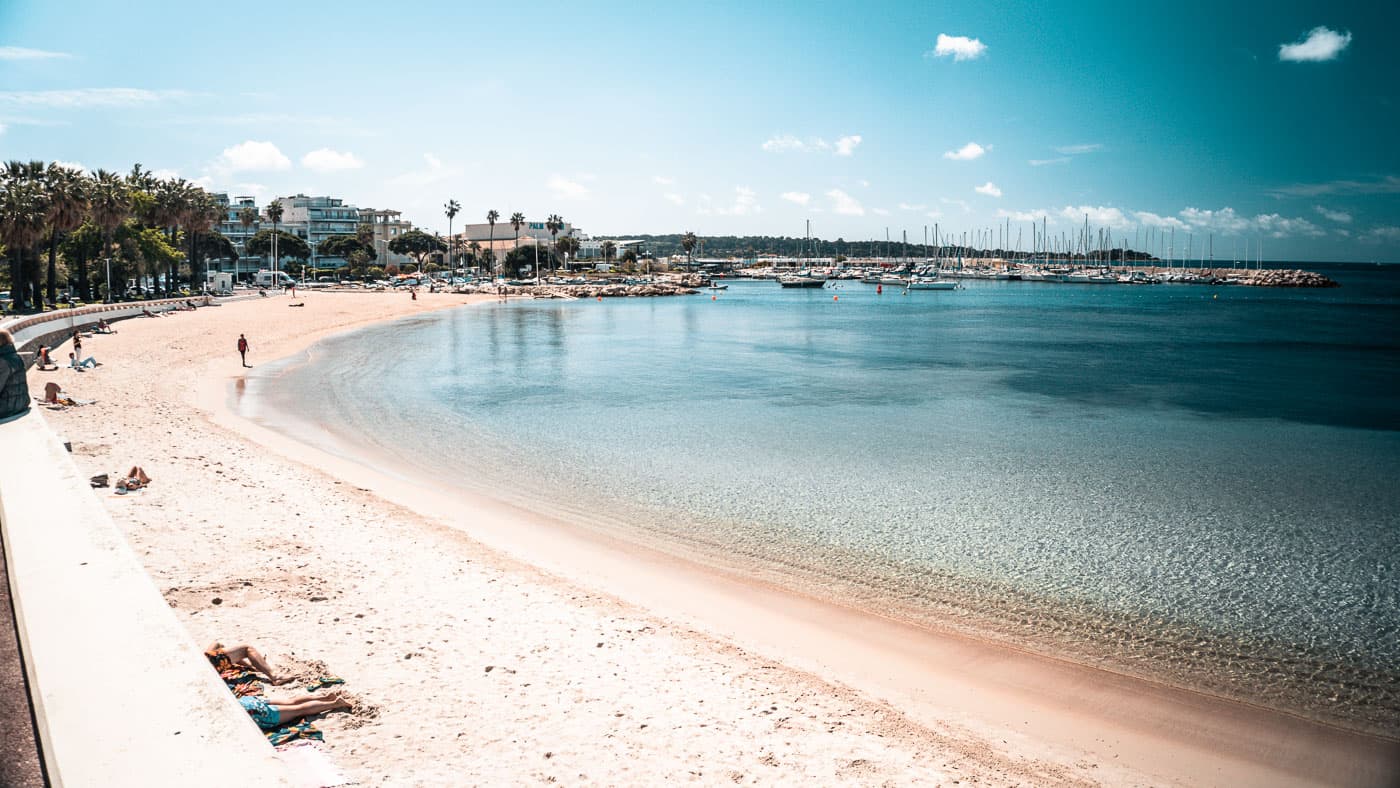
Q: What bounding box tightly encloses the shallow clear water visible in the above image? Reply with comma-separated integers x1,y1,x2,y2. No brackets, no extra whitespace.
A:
253,271,1400,735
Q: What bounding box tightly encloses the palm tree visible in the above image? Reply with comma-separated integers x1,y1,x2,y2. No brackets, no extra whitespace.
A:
265,200,284,271
444,199,460,274
600,240,616,270
182,188,221,292
44,163,89,304
88,170,131,302
468,240,482,272
681,231,698,269
485,209,499,278
546,214,563,276
509,212,524,278
0,166,47,311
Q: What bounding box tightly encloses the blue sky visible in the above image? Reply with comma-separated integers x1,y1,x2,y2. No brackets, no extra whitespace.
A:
1,0,1396,261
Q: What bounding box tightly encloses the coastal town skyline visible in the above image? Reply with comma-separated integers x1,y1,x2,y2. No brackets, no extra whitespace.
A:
2,1,1397,262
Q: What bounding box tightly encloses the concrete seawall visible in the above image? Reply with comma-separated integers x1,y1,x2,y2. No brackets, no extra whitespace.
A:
1,305,292,786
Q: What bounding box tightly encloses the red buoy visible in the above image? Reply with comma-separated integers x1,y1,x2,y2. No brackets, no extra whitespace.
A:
877,284,883,294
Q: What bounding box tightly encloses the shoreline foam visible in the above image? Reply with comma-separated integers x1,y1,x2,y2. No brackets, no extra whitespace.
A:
42,292,1400,786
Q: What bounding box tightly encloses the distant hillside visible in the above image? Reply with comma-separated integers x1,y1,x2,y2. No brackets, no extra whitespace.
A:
608,233,1156,262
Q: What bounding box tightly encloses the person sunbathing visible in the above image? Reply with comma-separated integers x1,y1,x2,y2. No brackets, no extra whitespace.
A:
238,692,351,732
142,308,157,318
95,319,115,334
206,642,295,686
68,352,98,370
114,466,150,493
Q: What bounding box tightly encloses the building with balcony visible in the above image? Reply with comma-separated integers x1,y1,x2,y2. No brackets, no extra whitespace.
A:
209,193,264,277
270,194,362,270
357,208,415,269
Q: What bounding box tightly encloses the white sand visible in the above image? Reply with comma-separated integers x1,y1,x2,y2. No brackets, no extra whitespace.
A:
37,292,1396,786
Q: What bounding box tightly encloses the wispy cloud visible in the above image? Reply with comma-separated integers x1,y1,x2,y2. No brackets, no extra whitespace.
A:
1362,226,1400,243
872,208,891,216
997,208,1051,222
389,152,463,187
1279,26,1352,62
926,34,987,61
0,87,189,108
943,142,988,161
897,202,927,211
1268,176,1400,198
1055,143,1103,155
652,175,675,186
762,133,862,156
1028,157,1070,167
0,46,71,60
699,187,760,216
781,191,811,206
1060,205,1133,229
301,148,364,173
941,197,972,213
834,135,862,156
826,188,865,216
211,140,291,174
1132,210,1190,230
974,182,1003,197
547,174,590,200
1314,205,1352,223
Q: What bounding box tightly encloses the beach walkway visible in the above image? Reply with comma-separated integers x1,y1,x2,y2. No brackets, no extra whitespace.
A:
0,531,44,787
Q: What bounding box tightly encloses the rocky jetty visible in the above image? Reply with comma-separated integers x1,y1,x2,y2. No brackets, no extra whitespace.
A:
1238,269,1339,288
510,283,700,298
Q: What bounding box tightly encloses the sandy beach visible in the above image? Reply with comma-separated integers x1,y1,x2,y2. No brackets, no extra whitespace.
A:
34,291,1398,786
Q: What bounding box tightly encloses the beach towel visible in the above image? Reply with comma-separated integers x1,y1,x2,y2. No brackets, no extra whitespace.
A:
304,676,345,692
266,719,323,747
205,646,265,697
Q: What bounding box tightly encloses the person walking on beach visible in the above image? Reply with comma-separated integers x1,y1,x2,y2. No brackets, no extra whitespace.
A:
0,329,31,421
237,334,250,367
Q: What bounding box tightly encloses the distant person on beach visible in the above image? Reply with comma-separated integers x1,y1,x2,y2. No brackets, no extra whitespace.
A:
36,345,57,370
0,329,30,421
205,642,350,730
72,332,82,358
237,334,250,367
42,381,62,404
68,352,98,370
95,319,115,334
114,466,150,493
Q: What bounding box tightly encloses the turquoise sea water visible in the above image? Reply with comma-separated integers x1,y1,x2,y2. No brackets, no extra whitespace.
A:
249,269,1400,735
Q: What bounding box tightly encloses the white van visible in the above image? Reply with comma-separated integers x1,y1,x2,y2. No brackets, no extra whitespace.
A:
254,270,296,288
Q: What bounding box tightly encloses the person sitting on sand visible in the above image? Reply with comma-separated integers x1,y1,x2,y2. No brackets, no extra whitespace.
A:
36,345,58,370
94,319,115,334
206,642,295,687
43,381,62,404
114,466,150,493
68,352,98,370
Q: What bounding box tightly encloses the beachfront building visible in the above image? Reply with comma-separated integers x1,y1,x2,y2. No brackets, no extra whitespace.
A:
209,193,264,277
449,219,579,272
271,194,361,272
575,239,647,261
357,208,415,269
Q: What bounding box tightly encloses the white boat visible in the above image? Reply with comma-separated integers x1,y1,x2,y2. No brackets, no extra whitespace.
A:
707,282,729,290
878,275,908,286
906,276,960,290
778,273,827,288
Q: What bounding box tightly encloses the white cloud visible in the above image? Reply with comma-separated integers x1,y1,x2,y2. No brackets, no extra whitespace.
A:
0,87,189,108
826,188,865,216
781,191,811,206
943,142,988,161
834,134,862,156
51,160,86,173
1178,206,1252,234
997,208,1051,222
897,202,927,211
191,175,215,190
1279,26,1352,62
388,152,462,187
547,174,590,200
1132,210,1190,230
234,182,267,197
1269,175,1400,198
663,193,685,206
701,187,760,216
762,133,860,156
149,168,179,180
1253,213,1324,238
974,181,1002,197
1028,157,1070,166
1060,205,1132,229
0,46,71,60
301,148,364,172
212,140,291,174
927,34,987,61
1055,143,1103,155
652,175,675,186
1314,205,1352,223
1363,226,1400,243
925,210,944,220
941,197,972,213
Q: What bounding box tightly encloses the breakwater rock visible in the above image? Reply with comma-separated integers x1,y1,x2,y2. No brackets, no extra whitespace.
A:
1239,269,1339,288
514,283,701,298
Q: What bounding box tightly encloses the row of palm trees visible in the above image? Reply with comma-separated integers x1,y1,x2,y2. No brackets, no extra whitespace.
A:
0,160,226,311
446,203,587,278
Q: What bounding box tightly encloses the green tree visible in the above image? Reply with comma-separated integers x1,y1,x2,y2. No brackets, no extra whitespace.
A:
620,247,639,272
388,229,446,270
600,240,616,269
486,208,499,276
0,163,46,311
247,229,310,262
44,163,89,303
317,234,376,277
681,231,698,268
88,170,133,301
59,222,103,299
444,199,460,272
509,211,525,276
265,200,285,270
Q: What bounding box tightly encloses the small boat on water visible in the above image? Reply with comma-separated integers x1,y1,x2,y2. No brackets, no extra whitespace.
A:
707,283,729,290
778,272,827,288
906,276,960,290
